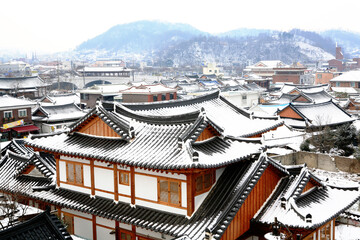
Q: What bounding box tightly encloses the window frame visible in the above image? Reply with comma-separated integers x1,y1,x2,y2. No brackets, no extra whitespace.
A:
66,162,84,186
18,109,27,118
63,213,74,235
157,177,181,207
4,111,13,119
119,170,130,186
195,170,215,196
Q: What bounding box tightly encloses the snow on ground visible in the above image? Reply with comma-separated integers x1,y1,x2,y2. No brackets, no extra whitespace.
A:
336,224,360,240
310,168,360,185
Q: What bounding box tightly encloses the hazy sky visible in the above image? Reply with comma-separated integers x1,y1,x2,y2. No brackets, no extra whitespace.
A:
1,0,359,53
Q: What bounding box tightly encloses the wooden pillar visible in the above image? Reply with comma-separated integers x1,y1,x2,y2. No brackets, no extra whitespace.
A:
55,154,60,187
115,221,119,240
130,166,135,205
114,164,118,201
132,225,136,239
186,173,195,216
92,215,97,240
91,160,95,196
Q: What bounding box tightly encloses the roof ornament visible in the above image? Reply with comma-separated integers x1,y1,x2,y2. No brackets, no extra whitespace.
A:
192,151,199,162
305,213,312,223
177,137,183,150
129,126,135,139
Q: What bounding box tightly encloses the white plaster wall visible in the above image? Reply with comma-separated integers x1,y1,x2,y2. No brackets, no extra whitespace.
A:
136,227,173,240
95,190,113,199
96,226,115,240
119,222,132,231
181,182,187,208
118,195,131,204
59,161,66,182
135,174,157,201
61,183,91,195
135,168,186,181
94,167,114,192
136,199,186,215
61,155,90,164
62,208,92,219
96,216,115,228
83,165,91,187
195,192,208,212
118,182,131,196
74,217,93,239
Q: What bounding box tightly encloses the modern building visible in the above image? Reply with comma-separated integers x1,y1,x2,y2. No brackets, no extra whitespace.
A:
78,67,132,78
0,95,38,141
330,70,360,88
120,84,177,103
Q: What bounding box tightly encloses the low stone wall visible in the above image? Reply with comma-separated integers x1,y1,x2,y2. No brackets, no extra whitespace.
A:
273,151,360,173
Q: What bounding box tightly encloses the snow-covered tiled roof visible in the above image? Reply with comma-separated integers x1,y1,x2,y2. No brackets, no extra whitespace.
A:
330,70,360,82
0,76,50,89
33,103,86,122
0,95,37,109
289,101,354,127
254,168,360,229
122,90,283,138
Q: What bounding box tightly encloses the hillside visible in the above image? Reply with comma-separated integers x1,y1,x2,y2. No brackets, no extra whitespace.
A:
75,21,360,65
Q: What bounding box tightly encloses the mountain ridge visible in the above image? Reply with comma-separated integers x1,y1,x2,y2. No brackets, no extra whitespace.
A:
75,20,360,65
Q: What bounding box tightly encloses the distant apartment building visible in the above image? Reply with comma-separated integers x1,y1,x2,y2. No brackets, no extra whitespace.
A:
315,71,341,84
0,61,32,77
78,66,131,77
202,63,221,76
272,67,307,84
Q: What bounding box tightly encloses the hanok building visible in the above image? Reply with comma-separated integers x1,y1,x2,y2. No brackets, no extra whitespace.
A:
277,100,354,130
0,91,352,240
32,103,87,133
0,76,50,99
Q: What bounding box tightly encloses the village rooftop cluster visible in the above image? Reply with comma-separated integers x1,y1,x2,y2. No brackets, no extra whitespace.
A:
0,45,360,240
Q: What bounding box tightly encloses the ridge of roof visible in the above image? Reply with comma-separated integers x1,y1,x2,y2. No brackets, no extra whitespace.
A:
208,155,270,239
122,90,220,111
112,102,200,124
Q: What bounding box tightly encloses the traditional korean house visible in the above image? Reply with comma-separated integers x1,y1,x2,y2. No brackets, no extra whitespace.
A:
0,76,50,99
32,103,87,133
0,209,72,240
269,90,334,105
0,92,358,240
277,100,355,130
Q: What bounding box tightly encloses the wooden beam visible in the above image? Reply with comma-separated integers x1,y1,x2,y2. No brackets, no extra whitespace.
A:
114,164,118,202
55,155,60,187
186,173,195,216
115,221,119,240
130,166,135,205
91,160,95,196
92,215,97,240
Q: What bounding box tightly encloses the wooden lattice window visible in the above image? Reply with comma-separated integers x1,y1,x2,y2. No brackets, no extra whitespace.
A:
158,179,181,206
195,170,214,195
66,162,83,185
119,171,129,185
